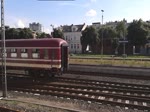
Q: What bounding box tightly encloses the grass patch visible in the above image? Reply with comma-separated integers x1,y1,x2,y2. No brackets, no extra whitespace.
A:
69,58,150,67
70,54,150,59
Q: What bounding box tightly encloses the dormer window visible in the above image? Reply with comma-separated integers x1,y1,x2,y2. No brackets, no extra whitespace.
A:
72,26,78,32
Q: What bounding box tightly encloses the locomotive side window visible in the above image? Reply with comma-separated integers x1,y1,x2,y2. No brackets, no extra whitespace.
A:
51,49,55,59
21,48,28,58
6,49,9,53
11,48,16,53
44,49,49,59
21,49,27,53
10,48,17,58
32,49,39,53
32,49,39,58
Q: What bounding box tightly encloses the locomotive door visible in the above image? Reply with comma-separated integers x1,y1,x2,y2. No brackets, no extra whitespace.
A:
61,45,68,72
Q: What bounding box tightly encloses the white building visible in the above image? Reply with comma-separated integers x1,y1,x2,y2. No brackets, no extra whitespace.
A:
29,22,42,33
62,23,87,53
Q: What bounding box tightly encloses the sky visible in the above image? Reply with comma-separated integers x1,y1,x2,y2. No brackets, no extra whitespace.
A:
0,0,150,33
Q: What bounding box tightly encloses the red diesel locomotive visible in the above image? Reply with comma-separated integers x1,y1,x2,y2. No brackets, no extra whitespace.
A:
0,38,68,77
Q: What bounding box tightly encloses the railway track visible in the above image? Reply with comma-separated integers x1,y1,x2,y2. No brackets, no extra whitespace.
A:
67,70,150,80
3,68,150,80
1,76,150,111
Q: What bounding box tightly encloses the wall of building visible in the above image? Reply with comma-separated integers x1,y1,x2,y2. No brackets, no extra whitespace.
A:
64,32,82,53
29,23,42,33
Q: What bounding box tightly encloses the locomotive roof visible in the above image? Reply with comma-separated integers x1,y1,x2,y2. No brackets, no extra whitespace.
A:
2,38,68,47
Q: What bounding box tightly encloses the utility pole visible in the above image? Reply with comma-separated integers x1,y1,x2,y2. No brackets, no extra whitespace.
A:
101,10,104,55
123,33,126,56
1,0,7,98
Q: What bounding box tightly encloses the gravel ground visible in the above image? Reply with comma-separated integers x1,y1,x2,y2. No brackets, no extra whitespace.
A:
0,73,149,112
0,90,145,112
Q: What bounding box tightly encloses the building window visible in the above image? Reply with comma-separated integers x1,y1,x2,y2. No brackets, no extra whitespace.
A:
77,44,79,49
74,44,76,49
71,44,73,49
73,28,76,32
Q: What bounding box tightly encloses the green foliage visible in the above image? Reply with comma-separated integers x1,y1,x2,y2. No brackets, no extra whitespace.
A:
98,26,117,54
116,20,127,39
127,19,149,46
0,27,51,39
98,26,117,39
19,28,33,39
52,28,64,39
37,32,51,38
5,28,19,39
81,26,99,53
0,28,33,39
112,20,128,55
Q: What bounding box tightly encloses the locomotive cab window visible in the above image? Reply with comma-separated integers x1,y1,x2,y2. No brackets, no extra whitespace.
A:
21,48,28,58
32,49,39,58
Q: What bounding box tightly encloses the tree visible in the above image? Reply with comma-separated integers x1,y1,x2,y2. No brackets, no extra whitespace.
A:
116,20,127,39
52,28,64,39
4,28,33,39
98,27,117,54
19,28,33,39
115,20,127,54
127,19,149,47
5,28,19,39
37,32,49,38
81,26,99,53
0,27,52,39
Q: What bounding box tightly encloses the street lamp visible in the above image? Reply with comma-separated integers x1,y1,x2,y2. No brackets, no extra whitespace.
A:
1,0,7,98
101,10,104,55
50,24,54,38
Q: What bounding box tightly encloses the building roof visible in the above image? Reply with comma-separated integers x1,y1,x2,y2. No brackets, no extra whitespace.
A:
62,23,86,32
92,22,101,25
